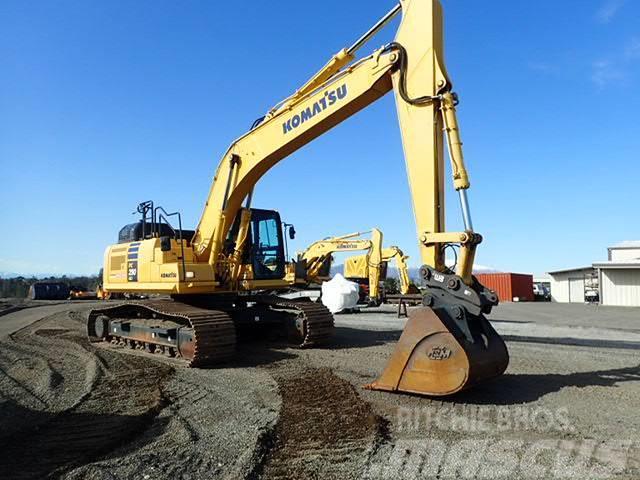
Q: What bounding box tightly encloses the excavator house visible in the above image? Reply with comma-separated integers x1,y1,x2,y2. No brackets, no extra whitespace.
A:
89,0,509,396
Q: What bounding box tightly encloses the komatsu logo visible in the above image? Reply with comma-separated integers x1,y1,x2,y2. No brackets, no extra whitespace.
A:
337,242,360,249
282,84,347,134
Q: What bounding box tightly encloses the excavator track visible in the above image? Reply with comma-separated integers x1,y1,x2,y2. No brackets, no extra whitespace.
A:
87,297,333,367
253,295,334,347
87,300,236,367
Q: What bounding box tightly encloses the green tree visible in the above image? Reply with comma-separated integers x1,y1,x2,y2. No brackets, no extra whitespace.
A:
0,273,101,298
383,277,399,294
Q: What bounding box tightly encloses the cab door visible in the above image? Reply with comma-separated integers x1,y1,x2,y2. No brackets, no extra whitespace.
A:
249,209,286,280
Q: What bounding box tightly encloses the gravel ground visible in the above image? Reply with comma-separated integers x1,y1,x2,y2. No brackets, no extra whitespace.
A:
0,301,638,479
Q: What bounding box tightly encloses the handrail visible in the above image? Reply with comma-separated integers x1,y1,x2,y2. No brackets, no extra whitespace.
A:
136,200,155,239
154,206,187,282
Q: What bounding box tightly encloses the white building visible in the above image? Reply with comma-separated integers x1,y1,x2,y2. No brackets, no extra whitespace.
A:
607,240,640,262
594,241,640,307
547,267,595,303
548,241,640,306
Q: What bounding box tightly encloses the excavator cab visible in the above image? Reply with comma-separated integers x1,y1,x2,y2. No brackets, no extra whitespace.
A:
224,208,287,280
247,209,287,280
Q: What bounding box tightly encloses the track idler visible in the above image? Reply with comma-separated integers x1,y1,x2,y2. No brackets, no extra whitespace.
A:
366,267,509,396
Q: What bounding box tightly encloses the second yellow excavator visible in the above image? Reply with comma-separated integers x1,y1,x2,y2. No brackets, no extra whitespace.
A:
88,0,508,396
296,228,384,304
288,228,414,306
344,245,417,303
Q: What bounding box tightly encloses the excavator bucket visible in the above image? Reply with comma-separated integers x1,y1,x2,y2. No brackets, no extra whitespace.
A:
366,305,508,396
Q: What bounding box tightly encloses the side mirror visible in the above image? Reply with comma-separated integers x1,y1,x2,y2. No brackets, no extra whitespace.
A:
160,236,171,252
288,225,296,240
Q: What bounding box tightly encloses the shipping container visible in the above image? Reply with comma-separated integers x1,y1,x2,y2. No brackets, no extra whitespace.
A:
475,273,533,302
28,282,70,300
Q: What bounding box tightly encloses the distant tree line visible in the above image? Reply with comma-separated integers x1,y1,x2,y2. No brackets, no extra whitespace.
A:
383,277,421,294
0,273,101,299
383,277,400,294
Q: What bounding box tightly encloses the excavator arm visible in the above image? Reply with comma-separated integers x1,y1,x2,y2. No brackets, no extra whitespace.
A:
381,247,411,296
344,245,411,299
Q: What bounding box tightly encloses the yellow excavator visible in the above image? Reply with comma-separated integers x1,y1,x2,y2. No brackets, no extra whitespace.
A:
287,228,411,306
88,0,508,396
344,245,415,302
296,228,384,304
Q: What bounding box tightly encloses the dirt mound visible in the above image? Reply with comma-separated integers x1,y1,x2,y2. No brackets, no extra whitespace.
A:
1,306,285,480
0,311,173,479
255,366,384,480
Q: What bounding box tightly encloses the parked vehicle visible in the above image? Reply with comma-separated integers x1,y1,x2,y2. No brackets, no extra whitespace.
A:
533,283,551,301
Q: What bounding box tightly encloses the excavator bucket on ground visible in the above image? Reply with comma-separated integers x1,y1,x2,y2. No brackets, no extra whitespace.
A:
366,267,509,396
366,306,508,396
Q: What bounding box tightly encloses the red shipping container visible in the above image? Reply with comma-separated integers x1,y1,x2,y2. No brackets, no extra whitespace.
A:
475,273,534,302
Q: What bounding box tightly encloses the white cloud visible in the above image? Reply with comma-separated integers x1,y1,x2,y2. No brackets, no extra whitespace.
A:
472,264,500,273
444,257,500,273
595,0,626,23
626,37,640,59
591,37,640,89
591,59,628,88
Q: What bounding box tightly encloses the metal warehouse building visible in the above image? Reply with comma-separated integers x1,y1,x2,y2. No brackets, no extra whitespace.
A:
547,266,596,303
594,241,640,307
548,241,640,306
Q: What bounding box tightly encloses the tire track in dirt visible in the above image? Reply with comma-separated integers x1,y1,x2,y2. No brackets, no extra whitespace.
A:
65,361,282,480
0,310,173,480
251,366,387,480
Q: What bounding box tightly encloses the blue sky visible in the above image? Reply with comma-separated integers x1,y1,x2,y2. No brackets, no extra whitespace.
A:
1,0,639,276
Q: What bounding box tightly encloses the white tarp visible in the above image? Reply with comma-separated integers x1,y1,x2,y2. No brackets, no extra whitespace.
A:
321,273,360,313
